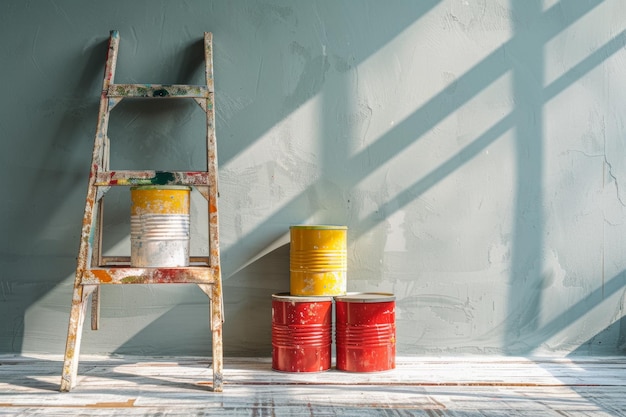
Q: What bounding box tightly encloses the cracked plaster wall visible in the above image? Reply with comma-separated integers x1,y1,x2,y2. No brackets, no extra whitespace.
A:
1,0,626,357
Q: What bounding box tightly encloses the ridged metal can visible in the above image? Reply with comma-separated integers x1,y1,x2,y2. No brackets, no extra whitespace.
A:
130,185,191,267
289,225,347,296
335,292,396,372
271,293,333,372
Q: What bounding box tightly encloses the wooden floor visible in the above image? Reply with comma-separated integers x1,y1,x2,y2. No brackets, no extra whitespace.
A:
1,355,626,416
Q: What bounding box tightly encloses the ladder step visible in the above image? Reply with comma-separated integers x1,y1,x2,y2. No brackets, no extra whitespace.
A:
108,84,213,98
82,266,218,285
95,171,209,186
101,256,210,265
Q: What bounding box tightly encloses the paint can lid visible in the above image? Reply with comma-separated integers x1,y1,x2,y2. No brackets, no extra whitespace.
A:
290,225,348,230
335,292,395,303
272,292,334,303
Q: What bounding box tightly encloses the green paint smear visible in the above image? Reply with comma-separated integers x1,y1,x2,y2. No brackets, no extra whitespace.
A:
151,171,176,184
153,88,169,97
126,172,176,186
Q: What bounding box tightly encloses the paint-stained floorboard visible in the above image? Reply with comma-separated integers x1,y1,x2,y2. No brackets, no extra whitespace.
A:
1,356,625,416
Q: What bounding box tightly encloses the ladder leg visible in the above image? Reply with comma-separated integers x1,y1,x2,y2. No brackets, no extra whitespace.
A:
90,196,104,331
91,286,100,330
62,176,103,391
199,283,224,392
60,285,96,392
211,284,224,392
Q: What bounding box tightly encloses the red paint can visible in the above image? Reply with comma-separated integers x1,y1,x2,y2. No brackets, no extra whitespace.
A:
272,293,333,372
335,293,396,372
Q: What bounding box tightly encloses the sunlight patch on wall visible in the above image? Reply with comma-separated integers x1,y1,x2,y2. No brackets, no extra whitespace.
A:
543,0,626,90
219,95,324,254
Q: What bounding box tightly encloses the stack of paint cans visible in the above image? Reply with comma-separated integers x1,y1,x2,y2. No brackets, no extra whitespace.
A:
271,225,396,373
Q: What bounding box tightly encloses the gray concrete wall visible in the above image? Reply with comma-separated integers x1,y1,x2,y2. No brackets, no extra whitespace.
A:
2,0,626,357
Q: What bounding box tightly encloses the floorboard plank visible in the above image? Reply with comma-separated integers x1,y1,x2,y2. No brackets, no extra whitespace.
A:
0,355,625,416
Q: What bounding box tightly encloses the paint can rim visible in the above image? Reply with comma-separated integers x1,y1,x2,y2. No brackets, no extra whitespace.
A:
290,225,348,230
335,292,395,302
130,185,192,191
272,292,334,302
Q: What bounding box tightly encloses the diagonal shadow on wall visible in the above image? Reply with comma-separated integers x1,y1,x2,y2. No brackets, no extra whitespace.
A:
115,0,625,357
1,0,621,363
0,2,443,354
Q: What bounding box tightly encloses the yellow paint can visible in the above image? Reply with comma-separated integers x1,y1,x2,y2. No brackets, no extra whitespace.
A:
130,186,191,267
289,225,347,296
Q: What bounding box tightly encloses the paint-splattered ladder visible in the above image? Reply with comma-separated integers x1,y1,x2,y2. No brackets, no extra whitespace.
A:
60,31,224,392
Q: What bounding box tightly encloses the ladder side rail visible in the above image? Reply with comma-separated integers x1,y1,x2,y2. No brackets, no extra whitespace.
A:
61,30,120,392
90,134,110,331
204,31,224,393
204,32,221,277
78,30,119,277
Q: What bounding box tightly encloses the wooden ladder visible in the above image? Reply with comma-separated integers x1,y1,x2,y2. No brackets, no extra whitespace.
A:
60,30,224,392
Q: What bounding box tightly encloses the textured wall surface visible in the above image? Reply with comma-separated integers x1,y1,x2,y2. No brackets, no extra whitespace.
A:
1,0,626,357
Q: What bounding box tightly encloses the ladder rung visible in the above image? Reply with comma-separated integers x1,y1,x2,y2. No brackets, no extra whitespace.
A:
108,84,213,98
95,171,209,186
101,256,210,265
82,267,218,285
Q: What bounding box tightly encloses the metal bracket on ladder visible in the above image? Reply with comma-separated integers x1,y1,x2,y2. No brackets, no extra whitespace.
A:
60,30,224,392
